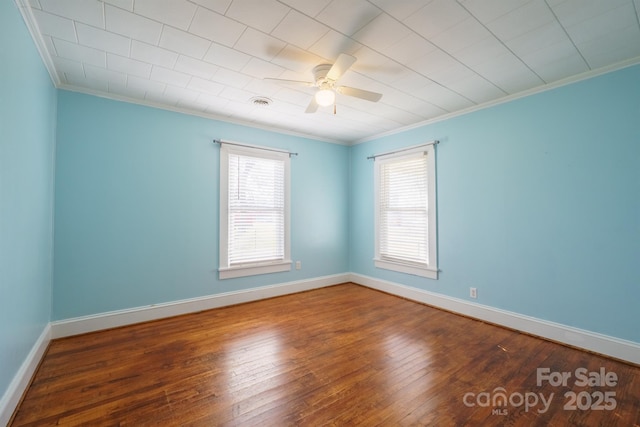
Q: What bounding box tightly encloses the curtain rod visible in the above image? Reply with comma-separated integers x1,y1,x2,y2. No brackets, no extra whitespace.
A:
366,140,439,160
213,139,298,157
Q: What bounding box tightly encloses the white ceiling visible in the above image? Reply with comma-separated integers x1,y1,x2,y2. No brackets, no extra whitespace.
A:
19,0,640,144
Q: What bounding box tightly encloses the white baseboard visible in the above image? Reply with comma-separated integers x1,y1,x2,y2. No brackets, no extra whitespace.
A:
51,273,350,339
350,273,640,365
0,324,51,427
5,272,636,426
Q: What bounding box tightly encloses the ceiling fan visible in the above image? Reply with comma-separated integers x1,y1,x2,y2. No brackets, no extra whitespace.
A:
265,53,383,114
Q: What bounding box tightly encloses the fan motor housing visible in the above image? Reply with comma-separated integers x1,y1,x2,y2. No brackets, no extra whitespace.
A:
313,64,333,84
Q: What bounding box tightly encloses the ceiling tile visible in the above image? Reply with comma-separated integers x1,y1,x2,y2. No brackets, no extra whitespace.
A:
65,73,109,91
458,0,530,23
150,66,192,87
407,49,461,81
367,103,423,126
226,0,290,33
233,28,286,61
164,85,201,104
178,97,209,112
404,0,470,40
429,62,479,88
379,33,437,65
563,3,638,45
107,53,152,78
352,13,411,52
336,71,387,96
271,44,325,74
109,81,145,99
392,71,433,93
53,38,106,67
128,75,167,95
130,40,178,68
454,36,509,68
271,10,330,50
447,73,505,104
528,53,590,82
315,0,381,36
241,57,286,79
210,68,253,89
134,0,197,30
84,64,127,86
243,79,285,98
76,23,130,57
486,0,556,41
32,10,77,42
219,86,254,103
52,56,84,79
189,7,246,47
105,5,162,45
189,0,232,15
576,25,640,68
102,0,133,12
198,92,230,110
520,39,588,74
203,42,252,70
550,0,629,28
380,89,447,117
187,76,225,95
430,17,494,54
308,30,362,61
273,87,311,106
350,46,406,85
174,55,219,79
368,0,430,21
414,82,475,112
277,0,332,17
506,22,569,59
470,52,543,93
159,26,211,59
39,0,104,28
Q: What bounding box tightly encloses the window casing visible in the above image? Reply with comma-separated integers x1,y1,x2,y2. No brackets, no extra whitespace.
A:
219,144,291,279
374,144,438,279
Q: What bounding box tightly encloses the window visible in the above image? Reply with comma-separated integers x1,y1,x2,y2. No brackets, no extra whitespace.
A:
219,144,291,279
374,144,438,279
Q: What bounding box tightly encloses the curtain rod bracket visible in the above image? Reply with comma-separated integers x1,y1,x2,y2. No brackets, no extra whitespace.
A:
213,139,298,157
367,140,439,160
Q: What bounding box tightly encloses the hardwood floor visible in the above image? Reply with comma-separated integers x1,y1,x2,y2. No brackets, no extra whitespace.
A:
11,284,640,426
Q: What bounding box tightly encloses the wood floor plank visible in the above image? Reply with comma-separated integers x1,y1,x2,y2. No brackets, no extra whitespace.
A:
10,283,640,426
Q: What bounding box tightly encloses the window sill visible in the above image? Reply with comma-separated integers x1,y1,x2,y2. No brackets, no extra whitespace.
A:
374,258,438,280
219,260,292,279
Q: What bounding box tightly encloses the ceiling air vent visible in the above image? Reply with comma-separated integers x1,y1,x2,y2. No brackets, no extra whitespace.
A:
250,96,272,107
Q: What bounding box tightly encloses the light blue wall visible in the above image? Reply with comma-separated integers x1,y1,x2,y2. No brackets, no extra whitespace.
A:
0,1,56,400
53,91,349,319
350,64,640,343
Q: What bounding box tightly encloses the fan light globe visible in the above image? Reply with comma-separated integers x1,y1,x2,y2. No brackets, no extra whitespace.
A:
315,89,335,106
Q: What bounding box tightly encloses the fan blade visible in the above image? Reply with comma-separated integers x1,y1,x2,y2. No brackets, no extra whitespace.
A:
337,86,383,102
326,53,357,81
263,78,314,87
305,97,319,113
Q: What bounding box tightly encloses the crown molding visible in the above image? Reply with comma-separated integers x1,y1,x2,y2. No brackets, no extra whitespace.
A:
353,56,640,145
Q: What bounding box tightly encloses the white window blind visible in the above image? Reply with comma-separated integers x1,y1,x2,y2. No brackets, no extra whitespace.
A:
228,152,285,265
378,153,429,266
219,143,291,280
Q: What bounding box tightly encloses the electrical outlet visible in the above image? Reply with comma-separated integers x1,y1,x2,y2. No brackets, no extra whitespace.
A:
295,261,301,270
470,287,477,299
